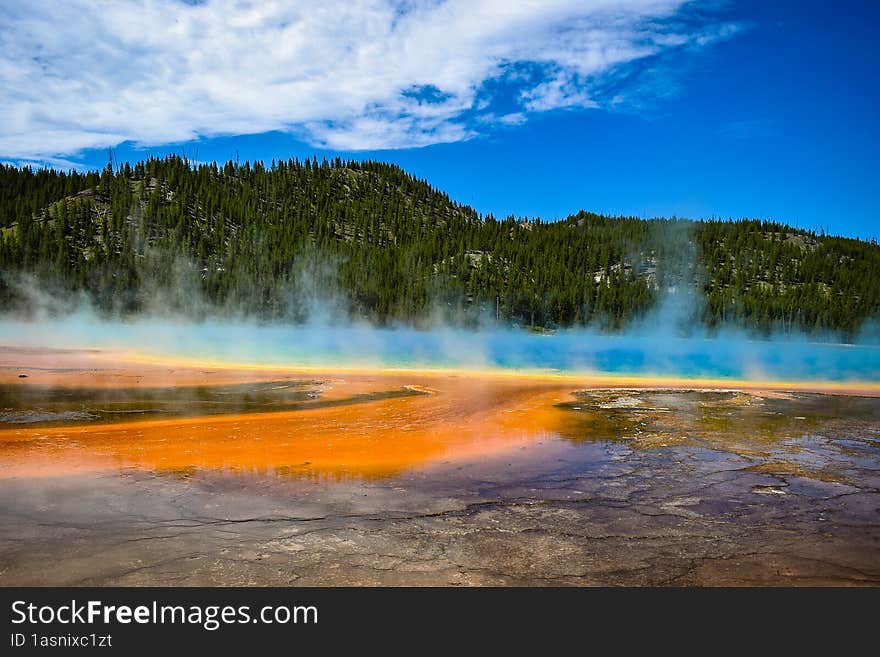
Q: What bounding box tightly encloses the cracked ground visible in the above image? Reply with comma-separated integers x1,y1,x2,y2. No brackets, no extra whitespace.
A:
1,387,878,586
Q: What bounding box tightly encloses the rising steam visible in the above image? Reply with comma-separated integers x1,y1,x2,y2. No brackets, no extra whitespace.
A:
1,219,878,383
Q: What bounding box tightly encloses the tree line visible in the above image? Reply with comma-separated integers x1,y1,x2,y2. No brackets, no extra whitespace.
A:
0,157,877,339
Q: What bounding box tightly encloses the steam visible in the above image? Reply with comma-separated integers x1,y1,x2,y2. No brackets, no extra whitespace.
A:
0,305,876,384
1,220,878,383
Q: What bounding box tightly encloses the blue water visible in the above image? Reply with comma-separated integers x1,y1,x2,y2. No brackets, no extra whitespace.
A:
1,318,877,383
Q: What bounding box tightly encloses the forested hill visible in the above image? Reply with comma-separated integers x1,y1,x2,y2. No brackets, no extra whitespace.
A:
1,156,878,338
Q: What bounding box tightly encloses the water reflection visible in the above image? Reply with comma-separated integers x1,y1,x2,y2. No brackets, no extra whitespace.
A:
0,380,426,428
555,389,880,481
1,362,878,483
0,375,566,480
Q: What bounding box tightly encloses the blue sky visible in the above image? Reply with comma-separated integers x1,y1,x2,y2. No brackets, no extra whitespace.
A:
2,1,877,239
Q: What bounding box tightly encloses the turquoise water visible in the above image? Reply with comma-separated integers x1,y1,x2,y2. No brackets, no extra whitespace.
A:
1,318,878,382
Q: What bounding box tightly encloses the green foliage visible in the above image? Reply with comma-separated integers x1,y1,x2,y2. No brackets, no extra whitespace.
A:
698,220,880,337
0,156,878,338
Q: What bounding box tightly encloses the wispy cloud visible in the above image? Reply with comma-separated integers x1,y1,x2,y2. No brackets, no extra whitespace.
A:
0,0,737,160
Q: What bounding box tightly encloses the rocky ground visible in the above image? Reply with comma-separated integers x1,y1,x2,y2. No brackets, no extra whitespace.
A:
2,390,877,586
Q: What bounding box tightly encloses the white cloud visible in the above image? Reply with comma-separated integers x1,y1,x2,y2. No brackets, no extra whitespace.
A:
0,0,735,160
521,72,599,112
497,112,527,126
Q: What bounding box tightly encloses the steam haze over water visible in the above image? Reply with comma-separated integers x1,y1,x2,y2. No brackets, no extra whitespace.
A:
1,317,878,383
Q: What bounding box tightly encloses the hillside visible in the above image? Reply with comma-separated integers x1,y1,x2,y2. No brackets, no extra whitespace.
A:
1,157,878,338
